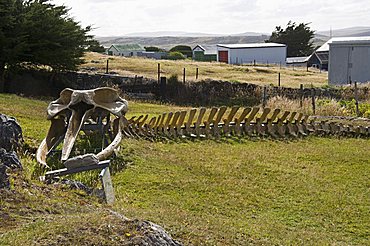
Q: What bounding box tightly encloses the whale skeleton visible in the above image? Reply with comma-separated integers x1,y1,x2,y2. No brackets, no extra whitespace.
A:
36,87,128,168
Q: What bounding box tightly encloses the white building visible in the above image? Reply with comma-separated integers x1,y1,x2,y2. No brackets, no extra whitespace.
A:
107,44,145,57
216,43,287,65
328,37,370,85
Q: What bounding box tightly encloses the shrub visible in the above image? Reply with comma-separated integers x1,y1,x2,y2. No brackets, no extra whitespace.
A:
144,46,165,52
169,45,192,57
168,74,180,85
166,52,185,60
339,99,370,118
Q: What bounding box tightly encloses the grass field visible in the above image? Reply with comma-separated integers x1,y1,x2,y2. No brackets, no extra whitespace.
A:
81,52,328,88
1,94,369,245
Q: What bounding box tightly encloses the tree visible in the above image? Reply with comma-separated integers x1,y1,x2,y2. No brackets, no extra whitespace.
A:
0,0,92,91
267,21,315,57
86,39,105,53
169,45,192,58
0,0,27,91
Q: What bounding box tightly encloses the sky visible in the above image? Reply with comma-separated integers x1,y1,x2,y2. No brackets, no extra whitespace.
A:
52,0,370,37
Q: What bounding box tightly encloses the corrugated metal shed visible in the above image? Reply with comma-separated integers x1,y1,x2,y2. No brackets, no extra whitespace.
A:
328,36,370,84
217,43,286,49
286,56,309,64
216,43,287,65
316,37,370,52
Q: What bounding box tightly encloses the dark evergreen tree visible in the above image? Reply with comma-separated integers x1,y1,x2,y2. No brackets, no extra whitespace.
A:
0,0,93,91
267,21,315,57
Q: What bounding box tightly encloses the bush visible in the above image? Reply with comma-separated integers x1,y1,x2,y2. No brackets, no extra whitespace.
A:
144,46,165,52
169,45,192,58
339,99,370,118
166,52,185,60
168,74,180,85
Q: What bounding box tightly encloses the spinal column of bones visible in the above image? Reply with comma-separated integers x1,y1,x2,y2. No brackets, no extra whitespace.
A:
36,87,128,168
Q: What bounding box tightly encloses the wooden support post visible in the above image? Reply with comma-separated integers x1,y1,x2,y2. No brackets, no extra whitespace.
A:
278,73,281,87
262,86,267,108
100,167,115,204
306,62,309,72
196,67,199,80
183,68,186,83
253,59,256,66
354,82,359,117
300,84,304,108
157,63,161,84
106,59,109,74
311,86,316,115
160,76,167,100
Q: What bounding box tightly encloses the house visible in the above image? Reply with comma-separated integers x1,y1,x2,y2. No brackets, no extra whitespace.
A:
216,43,287,65
192,45,217,62
308,40,330,70
107,44,145,57
328,36,370,85
286,56,310,67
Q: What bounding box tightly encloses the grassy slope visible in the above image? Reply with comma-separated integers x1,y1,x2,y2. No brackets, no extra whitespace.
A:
0,172,160,245
1,94,369,245
82,52,328,88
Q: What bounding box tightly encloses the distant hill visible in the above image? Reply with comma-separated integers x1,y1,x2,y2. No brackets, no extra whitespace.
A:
317,26,370,37
98,35,269,50
123,31,266,37
97,26,370,51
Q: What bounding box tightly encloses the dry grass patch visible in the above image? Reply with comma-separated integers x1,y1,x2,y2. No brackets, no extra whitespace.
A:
82,52,328,88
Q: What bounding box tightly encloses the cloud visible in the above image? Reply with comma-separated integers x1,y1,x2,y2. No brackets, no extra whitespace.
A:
51,0,370,36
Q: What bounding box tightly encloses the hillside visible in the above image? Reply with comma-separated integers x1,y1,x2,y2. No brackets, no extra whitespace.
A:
98,35,269,49
317,26,370,37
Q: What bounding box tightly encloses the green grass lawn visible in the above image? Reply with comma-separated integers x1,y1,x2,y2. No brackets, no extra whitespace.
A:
113,138,369,245
1,94,369,245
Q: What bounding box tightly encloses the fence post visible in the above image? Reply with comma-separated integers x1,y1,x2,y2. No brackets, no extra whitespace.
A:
262,86,267,108
253,60,256,66
354,81,359,117
311,86,316,115
306,62,309,72
106,59,109,74
157,63,161,84
278,73,281,87
160,76,167,100
196,67,199,80
300,84,304,108
183,68,186,83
